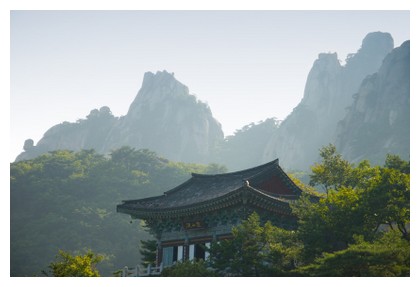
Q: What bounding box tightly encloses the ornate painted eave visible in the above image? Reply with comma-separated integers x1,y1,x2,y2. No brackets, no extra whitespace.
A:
117,184,293,220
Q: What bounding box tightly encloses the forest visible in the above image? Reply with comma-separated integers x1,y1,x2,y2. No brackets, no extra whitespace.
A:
10,147,226,276
10,145,409,276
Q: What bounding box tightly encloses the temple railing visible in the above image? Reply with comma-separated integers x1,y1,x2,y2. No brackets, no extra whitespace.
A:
120,262,164,277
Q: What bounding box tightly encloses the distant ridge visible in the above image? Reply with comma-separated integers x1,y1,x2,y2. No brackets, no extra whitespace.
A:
262,32,396,170
334,40,410,164
16,33,410,172
15,70,224,163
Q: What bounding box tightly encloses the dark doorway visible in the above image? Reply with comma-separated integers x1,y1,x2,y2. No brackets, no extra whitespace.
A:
194,243,205,260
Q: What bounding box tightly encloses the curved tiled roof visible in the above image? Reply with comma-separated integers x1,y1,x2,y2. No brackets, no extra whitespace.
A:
117,159,302,218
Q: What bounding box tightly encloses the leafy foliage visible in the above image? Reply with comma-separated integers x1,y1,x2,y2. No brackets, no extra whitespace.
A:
362,165,410,239
47,250,103,277
208,212,301,276
288,173,323,197
295,231,409,276
293,149,409,261
139,240,157,268
10,147,226,276
309,144,354,193
160,260,216,277
11,143,409,277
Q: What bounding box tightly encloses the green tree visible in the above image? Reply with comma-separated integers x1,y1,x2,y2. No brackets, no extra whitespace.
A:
293,185,378,261
203,163,228,174
139,239,157,268
47,250,103,277
209,212,301,276
291,194,333,260
11,147,222,276
384,154,410,174
309,144,353,195
160,260,216,277
294,148,410,260
362,161,410,240
295,231,409,276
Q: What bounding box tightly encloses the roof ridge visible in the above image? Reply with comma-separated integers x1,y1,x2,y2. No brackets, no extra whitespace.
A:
191,159,279,178
162,159,279,196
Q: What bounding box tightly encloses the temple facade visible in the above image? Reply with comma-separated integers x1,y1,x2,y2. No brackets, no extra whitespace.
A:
117,159,303,267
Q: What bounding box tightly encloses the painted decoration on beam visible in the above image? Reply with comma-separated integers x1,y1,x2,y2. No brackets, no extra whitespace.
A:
183,220,206,230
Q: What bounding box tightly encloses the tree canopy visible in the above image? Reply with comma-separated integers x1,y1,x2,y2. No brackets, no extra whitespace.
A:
294,146,409,262
10,147,227,276
208,212,301,276
46,250,103,277
11,144,409,277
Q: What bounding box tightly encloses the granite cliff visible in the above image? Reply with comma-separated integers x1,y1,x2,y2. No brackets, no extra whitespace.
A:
263,32,395,171
16,106,118,161
334,40,410,164
214,118,280,171
16,71,224,163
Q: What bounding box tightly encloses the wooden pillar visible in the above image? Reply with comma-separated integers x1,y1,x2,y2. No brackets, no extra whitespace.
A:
177,245,183,262
205,242,211,260
183,238,189,261
156,240,162,267
188,244,195,261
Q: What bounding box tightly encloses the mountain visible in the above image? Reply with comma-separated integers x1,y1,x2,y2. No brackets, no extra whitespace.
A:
262,32,394,171
15,71,224,163
334,40,410,164
214,118,280,171
16,106,118,161
16,33,408,171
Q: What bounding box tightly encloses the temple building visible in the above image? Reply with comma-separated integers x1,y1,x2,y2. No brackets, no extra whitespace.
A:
117,159,303,267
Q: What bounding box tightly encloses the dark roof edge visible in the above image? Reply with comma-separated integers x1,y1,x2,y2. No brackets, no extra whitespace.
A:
120,194,164,204
117,185,292,218
116,185,245,216
191,159,279,178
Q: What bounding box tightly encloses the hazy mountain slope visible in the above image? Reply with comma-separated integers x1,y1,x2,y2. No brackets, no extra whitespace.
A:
263,32,394,171
102,71,224,163
15,106,118,162
334,40,410,164
214,118,279,171
15,71,224,164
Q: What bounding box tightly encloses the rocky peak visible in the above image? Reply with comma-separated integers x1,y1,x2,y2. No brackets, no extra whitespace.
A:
300,52,342,108
263,32,396,171
344,32,393,79
317,52,340,66
128,70,189,115
359,31,394,56
106,70,223,163
15,70,224,164
334,40,409,164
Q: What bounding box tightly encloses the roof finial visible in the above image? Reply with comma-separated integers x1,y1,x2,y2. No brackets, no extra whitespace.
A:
244,180,250,187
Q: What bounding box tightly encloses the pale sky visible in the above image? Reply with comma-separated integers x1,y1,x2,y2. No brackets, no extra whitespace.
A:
9,10,410,162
